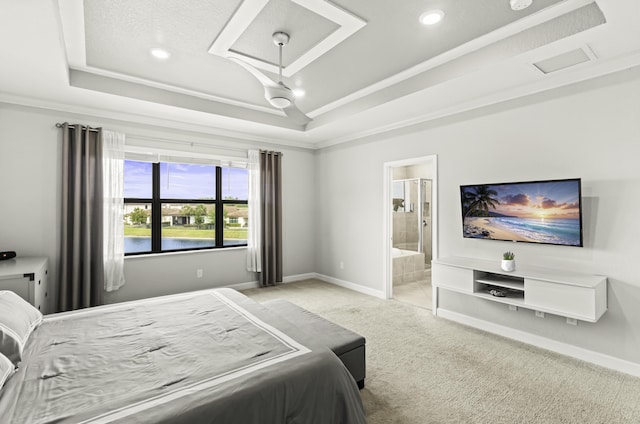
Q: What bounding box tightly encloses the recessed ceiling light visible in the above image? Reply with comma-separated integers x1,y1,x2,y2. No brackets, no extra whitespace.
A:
150,48,171,60
510,0,533,10
292,88,305,98
419,9,444,26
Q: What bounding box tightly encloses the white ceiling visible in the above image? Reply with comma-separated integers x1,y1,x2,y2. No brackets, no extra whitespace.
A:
0,0,638,149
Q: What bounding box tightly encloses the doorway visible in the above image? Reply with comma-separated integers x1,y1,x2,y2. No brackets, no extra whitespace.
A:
383,156,438,311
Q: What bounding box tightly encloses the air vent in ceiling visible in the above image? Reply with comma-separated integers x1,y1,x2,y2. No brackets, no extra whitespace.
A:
533,47,595,74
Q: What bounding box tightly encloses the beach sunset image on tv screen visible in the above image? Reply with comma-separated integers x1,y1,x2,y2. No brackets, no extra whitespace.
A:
460,179,583,246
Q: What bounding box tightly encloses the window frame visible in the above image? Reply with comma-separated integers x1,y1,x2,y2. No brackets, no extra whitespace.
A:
124,162,248,256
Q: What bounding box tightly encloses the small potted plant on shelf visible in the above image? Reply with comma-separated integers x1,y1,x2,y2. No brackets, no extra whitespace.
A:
501,251,516,272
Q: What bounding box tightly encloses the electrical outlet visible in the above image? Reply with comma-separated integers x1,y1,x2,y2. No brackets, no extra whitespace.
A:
535,310,545,318
508,305,518,311
566,317,578,326
196,269,203,278
339,261,344,270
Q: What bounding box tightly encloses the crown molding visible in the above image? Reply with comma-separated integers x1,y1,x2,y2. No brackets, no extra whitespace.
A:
314,50,640,149
0,93,315,151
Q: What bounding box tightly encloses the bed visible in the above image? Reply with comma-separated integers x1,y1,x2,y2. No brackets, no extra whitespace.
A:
0,288,366,424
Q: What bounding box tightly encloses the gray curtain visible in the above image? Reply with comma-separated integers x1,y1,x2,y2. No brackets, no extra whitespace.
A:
259,151,283,287
59,123,105,311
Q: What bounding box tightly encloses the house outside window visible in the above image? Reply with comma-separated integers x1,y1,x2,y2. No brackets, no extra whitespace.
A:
123,160,248,255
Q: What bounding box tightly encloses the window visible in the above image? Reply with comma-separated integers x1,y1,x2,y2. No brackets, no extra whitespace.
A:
123,160,248,255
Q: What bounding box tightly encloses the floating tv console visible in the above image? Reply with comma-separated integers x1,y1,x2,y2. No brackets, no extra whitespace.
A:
432,257,607,322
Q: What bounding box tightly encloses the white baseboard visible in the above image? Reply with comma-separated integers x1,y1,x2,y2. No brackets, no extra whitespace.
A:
283,273,317,283
314,273,386,299
227,273,316,291
437,308,640,378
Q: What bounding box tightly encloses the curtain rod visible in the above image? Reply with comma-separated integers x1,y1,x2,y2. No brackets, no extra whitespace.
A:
56,124,283,157
127,133,283,157
127,133,249,155
56,122,100,132
261,150,284,156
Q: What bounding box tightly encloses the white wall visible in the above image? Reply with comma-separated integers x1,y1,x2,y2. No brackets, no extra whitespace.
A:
2,66,639,368
315,67,640,365
393,164,434,180
0,104,316,306
0,106,60,301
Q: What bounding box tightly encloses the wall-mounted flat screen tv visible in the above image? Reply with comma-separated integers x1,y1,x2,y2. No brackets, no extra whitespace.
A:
460,178,583,247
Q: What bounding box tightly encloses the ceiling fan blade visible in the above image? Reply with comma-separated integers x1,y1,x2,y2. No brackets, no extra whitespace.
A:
228,57,279,88
228,46,311,125
283,103,312,125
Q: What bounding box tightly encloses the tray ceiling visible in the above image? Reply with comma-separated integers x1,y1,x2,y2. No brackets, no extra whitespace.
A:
0,0,638,147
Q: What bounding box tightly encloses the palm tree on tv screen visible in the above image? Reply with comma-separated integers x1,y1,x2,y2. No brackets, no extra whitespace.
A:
462,185,500,218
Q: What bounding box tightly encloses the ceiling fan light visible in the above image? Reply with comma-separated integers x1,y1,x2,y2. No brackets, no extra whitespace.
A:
270,97,292,108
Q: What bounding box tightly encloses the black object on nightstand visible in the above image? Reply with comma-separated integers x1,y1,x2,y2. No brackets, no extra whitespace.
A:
0,251,16,261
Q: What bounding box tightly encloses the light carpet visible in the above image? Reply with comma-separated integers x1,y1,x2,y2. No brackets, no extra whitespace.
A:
242,279,640,424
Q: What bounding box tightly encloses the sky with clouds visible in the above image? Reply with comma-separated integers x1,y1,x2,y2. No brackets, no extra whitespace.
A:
124,161,248,200
465,180,580,219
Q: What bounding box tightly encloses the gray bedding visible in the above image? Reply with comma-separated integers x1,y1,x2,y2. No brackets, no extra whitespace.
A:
0,288,366,424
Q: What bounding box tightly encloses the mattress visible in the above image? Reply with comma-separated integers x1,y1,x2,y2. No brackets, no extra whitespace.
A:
0,288,366,424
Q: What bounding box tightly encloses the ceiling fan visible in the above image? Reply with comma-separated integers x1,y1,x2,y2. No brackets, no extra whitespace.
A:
229,31,312,125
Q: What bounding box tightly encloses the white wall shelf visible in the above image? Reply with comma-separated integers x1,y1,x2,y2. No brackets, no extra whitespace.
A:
432,256,607,323
475,275,524,291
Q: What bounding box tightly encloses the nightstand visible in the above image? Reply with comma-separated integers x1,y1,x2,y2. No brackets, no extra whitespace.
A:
0,257,49,314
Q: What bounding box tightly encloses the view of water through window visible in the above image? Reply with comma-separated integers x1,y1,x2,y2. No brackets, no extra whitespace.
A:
124,237,246,253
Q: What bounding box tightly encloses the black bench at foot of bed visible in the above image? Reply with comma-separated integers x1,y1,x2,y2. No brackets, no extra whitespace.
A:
261,299,366,389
